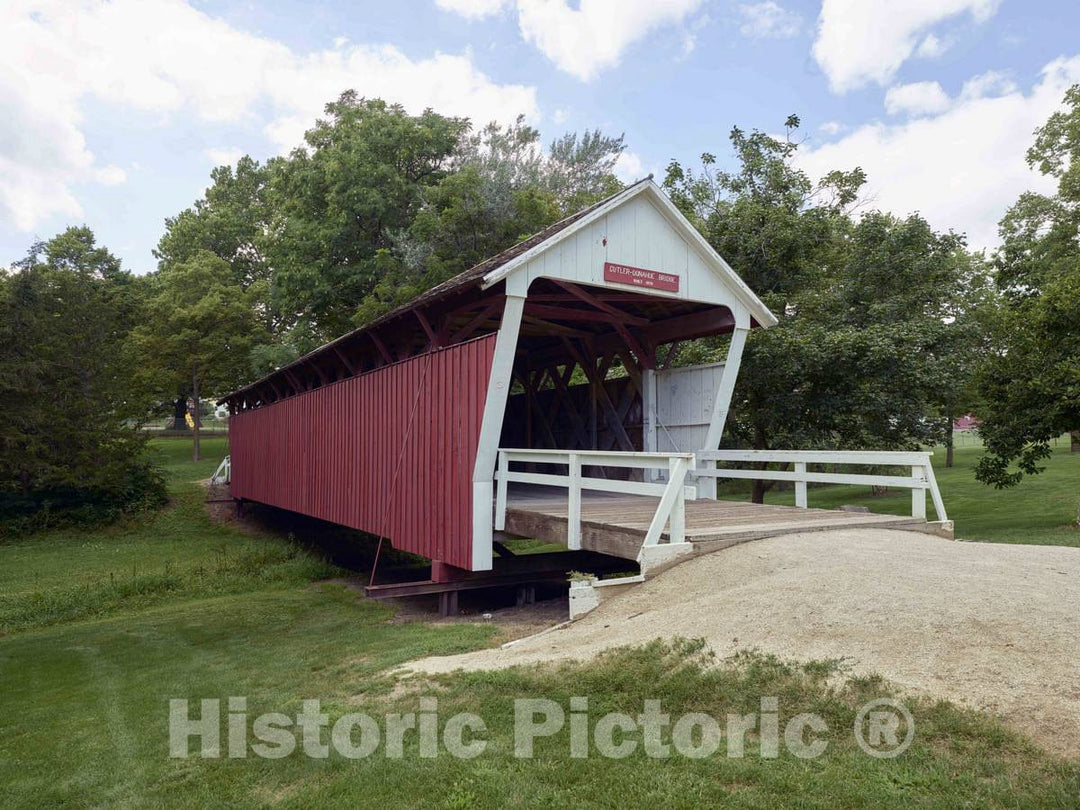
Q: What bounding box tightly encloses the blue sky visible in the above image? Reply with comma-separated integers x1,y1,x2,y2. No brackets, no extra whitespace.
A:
2,0,1078,272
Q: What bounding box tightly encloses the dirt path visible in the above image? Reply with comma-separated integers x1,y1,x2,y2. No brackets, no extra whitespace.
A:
408,529,1080,757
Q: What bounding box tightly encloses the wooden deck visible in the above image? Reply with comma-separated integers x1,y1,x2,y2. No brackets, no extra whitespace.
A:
503,485,945,562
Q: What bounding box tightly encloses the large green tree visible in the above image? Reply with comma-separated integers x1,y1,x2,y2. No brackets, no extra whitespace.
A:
0,228,164,530
154,156,274,424
132,251,263,461
665,120,986,501
976,85,1080,487
264,93,468,341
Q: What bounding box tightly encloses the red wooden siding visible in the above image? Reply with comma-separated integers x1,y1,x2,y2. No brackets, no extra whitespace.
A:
229,334,497,570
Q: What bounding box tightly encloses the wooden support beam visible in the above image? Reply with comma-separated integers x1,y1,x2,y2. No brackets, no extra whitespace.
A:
332,346,357,376
451,299,501,343
308,360,328,385
661,341,681,370
282,368,305,393
415,309,439,348
524,371,560,448
613,322,655,370
550,279,648,325
524,302,630,324
370,332,392,365
562,338,635,452
517,308,736,372
644,308,735,345
617,350,643,394
521,315,594,340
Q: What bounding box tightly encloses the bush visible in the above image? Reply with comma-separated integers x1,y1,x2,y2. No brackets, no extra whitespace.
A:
0,228,168,536
0,456,167,535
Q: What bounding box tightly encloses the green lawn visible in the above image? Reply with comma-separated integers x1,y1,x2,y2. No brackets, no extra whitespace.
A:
721,438,1080,546
1,438,1079,807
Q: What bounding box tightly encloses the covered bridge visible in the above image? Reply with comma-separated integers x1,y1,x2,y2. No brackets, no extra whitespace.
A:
220,178,948,598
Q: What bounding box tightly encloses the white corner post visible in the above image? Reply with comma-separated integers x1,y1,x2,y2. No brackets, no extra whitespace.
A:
699,308,750,499
794,461,807,508
471,285,526,571
567,452,582,550
911,465,927,520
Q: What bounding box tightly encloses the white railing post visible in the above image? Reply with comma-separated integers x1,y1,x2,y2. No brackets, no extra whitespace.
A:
495,450,508,531
794,461,807,508
567,452,582,550
925,462,947,522
910,465,927,519
668,457,686,544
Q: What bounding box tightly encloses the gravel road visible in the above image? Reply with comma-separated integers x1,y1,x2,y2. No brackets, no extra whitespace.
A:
407,529,1080,756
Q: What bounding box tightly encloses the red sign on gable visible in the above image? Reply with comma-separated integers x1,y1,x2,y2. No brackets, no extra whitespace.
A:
603,262,680,292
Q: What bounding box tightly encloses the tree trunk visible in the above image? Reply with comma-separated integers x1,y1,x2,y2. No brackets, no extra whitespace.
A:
751,478,767,504
751,422,769,504
1071,430,1080,454
168,394,190,432
192,373,201,463
945,417,955,468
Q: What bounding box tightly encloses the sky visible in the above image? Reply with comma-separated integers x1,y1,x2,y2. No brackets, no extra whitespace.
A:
1,0,1078,273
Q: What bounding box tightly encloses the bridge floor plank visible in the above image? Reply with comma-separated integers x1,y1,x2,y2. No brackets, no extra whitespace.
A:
504,484,930,561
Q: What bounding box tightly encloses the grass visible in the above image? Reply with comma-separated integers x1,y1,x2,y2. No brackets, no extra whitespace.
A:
2,617,1077,807
720,437,1080,546
0,438,337,634
1,436,1079,806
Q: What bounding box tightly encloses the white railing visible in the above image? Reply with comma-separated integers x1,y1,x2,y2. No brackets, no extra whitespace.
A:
496,449,697,549
695,450,946,522
211,455,231,485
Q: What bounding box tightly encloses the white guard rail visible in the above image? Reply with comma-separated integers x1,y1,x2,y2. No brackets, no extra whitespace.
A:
695,450,946,522
496,449,697,549
211,455,231,485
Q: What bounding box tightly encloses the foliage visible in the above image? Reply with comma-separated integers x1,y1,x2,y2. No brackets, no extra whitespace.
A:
665,122,990,500
153,99,626,377
366,117,624,325
131,251,264,459
976,85,1080,487
263,93,468,340
155,156,275,326
545,127,626,213
0,228,166,532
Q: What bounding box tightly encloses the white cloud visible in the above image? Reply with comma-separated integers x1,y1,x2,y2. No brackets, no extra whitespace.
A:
94,165,128,185
436,0,508,18
813,0,1001,93
960,69,1017,100
552,107,569,124
798,56,1080,249
613,150,646,183
884,81,951,116
205,147,245,166
738,1,802,39
818,120,845,135
0,0,538,232
915,33,949,59
516,0,704,81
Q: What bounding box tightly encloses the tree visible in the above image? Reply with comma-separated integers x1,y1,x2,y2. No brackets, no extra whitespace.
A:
975,85,1080,487
545,128,626,214
665,121,984,502
133,252,263,461
155,95,628,378
265,93,468,340
154,155,277,416
0,228,165,531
